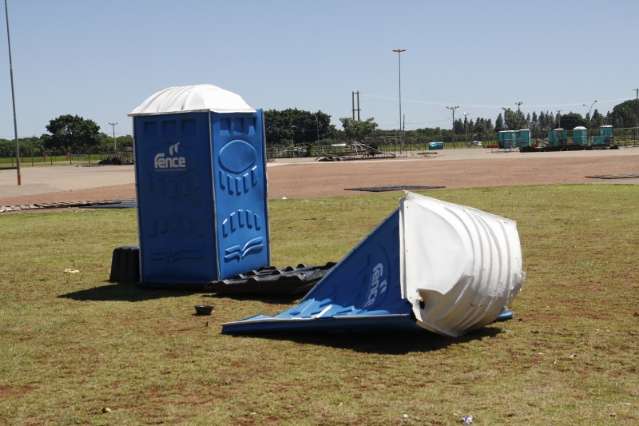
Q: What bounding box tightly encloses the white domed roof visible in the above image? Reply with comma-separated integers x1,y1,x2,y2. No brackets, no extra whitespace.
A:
129,84,255,116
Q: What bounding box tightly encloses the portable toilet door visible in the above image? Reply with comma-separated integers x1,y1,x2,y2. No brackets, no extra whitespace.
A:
572,126,588,146
129,84,270,285
516,129,531,148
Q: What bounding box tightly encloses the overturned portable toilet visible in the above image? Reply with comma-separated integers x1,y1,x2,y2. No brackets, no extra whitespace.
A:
223,192,525,337
129,84,269,285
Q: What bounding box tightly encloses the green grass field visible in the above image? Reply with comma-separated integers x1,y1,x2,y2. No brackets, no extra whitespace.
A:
1,185,638,424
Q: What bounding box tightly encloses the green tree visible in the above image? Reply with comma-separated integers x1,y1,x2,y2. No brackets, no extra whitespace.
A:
44,115,101,153
503,108,526,130
590,109,604,128
339,117,378,141
264,109,334,145
609,99,639,128
495,113,504,131
559,112,586,130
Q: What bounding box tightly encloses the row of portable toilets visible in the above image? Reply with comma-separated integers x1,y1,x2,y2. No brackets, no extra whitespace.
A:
498,125,615,151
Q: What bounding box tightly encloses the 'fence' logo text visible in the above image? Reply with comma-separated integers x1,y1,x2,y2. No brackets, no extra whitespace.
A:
154,142,186,170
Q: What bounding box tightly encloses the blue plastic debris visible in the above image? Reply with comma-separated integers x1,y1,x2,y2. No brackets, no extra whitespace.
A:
222,210,417,334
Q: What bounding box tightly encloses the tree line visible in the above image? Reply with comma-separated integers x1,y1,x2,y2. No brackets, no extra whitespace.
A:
0,115,132,157
1,99,636,157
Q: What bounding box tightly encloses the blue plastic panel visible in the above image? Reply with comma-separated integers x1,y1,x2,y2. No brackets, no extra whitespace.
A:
222,210,413,334
134,112,217,283
211,111,270,278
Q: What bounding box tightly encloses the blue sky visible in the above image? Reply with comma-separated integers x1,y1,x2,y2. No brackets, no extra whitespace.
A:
1,0,638,137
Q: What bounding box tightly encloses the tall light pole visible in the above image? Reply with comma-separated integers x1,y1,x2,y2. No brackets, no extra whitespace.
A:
4,0,21,185
108,122,118,152
392,48,406,152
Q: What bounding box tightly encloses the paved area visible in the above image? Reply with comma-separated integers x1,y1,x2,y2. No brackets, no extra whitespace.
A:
1,148,638,205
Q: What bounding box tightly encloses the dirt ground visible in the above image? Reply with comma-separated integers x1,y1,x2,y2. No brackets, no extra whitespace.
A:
1,148,638,206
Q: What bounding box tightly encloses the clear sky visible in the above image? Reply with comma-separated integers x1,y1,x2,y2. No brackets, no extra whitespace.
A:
1,0,638,138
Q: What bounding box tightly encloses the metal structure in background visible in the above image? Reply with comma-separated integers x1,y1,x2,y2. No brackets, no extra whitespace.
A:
108,121,118,152
392,48,406,153
351,90,360,121
4,0,21,185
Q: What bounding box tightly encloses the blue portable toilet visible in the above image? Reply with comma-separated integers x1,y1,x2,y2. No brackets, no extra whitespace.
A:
129,84,269,285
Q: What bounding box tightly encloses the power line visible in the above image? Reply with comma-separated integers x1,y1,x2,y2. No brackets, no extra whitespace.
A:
360,93,629,109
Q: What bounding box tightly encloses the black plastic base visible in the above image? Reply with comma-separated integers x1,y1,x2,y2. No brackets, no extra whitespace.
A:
108,245,334,298
109,246,140,284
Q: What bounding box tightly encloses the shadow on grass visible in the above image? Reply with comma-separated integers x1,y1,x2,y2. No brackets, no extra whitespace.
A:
59,282,200,302
230,326,503,355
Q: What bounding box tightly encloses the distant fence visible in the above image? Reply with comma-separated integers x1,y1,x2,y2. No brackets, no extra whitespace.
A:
0,151,134,169
266,140,495,160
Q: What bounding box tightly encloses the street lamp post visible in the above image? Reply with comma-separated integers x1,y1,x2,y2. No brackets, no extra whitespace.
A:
4,0,21,185
108,122,118,152
392,48,406,153
582,100,597,116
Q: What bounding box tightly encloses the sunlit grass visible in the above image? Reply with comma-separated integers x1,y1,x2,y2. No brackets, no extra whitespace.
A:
1,184,638,424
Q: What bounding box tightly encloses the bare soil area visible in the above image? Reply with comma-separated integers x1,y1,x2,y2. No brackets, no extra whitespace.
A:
1,149,637,205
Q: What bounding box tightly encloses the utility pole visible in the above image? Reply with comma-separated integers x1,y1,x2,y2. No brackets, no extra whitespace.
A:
446,105,460,132
351,91,355,120
4,0,21,185
315,112,320,144
634,89,638,142
108,122,118,152
402,113,405,134
515,101,523,112
392,48,406,153
351,91,361,121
